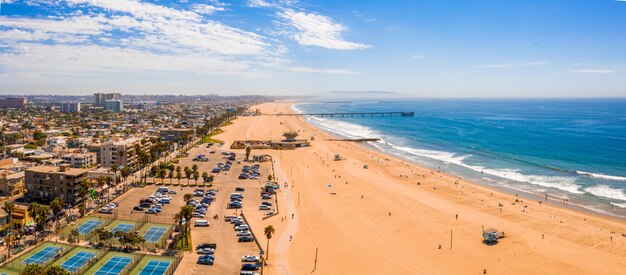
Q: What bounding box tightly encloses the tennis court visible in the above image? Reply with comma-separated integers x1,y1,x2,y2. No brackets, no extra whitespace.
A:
111,223,134,234
138,260,171,275
60,251,96,272
142,226,167,243
21,245,61,265
95,256,132,275
78,220,103,235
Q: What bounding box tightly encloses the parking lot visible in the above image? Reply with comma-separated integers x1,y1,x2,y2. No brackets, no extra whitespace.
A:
100,143,274,274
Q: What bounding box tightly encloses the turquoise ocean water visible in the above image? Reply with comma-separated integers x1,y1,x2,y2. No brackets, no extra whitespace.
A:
294,99,626,217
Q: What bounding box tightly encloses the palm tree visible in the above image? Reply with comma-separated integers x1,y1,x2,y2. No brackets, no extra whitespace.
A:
193,170,199,185
201,172,208,186
264,225,276,260
2,201,14,256
192,164,198,174
159,169,166,184
78,179,91,217
178,205,194,246
121,167,130,190
168,170,174,184
27,203,47,242
176,170,182,185
184,167,191,185
245,146,251,160
50,197,65,229
183,193,193,203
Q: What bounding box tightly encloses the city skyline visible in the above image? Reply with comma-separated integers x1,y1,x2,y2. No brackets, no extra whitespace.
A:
0,0,625,97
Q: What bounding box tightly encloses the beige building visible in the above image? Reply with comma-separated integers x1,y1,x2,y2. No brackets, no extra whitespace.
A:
61,152,97,168
100,137,150,170
25,164,88,205
0,170,25,197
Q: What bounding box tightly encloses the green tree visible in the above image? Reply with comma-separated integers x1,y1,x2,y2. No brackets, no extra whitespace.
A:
168,170,174,184
184,167,192,185
2,201,14,256
50,197,65,228
264,225,276,260
245,146,251,160
45,265,70,275
159,169,166,184
95,227,113,247
183,193,193,203
193,170,199,185
23,264,44,275
178,205,194,246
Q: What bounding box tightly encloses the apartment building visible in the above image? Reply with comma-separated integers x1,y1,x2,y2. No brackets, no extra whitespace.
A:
0,97,27,109
0,170,25,197
94,93,121,106
100,137,150,170
25,164,88,205
60,102,81,113
61,152,97,168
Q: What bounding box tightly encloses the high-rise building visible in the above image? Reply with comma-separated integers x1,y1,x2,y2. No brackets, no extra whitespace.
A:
0,97,27,109
94,93,121,106
104,99,123,112
60,102,81,113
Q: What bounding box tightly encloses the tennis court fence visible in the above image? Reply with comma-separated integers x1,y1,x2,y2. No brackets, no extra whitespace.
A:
2,243,73,272
113,210,176,225
64,247,108,275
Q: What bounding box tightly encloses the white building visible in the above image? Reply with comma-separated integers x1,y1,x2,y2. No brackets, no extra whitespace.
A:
104,99,123,112
60,102,81,113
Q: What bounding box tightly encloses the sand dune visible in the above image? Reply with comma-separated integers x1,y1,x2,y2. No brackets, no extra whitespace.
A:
215,102,626,275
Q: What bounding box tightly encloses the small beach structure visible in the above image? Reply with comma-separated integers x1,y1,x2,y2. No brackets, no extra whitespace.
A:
482,227,504,244
334,154,343,161
231,132,310,150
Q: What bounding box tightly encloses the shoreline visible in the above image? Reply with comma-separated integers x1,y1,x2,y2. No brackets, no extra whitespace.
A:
217,101,626,274
290,101,626,222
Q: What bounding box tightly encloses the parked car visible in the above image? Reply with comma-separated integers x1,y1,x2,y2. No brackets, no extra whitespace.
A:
145,209,157,214
259,205,271,210
236,231,251,237
197,248,215,254
133,206,144,211
197,243,217,249
242,255,260,262
238,236,254,242
98,208,113,214
197,255,214,265
168,190,178,194
241,264,259,271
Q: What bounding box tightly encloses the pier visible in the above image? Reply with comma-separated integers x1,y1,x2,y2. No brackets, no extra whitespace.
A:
264,111,414,117
326,138,380,142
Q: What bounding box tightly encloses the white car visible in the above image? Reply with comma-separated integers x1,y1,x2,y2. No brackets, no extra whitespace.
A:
258,205,271,210
235,225,249,231
242,255,260,262
193,212,205,218
197,248,215,254
236,231,251,237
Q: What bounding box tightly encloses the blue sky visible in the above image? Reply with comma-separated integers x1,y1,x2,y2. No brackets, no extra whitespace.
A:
0,0,625,97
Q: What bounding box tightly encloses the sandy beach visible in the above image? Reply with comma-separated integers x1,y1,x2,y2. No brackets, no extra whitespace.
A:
214,101,626,274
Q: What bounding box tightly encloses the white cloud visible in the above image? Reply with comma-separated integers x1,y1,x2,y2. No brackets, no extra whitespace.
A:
288,66,356,75
278,9,369,50
193,4,225,15
572,69,615,74
411,54,424,59
0,43,255,75
247,0,273,8
483,61,548,68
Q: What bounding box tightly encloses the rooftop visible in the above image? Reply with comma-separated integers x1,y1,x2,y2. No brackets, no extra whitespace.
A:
26,165,88,176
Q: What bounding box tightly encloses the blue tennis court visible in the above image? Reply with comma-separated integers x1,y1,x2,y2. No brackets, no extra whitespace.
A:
77,220,103,234
95,256,132,275
111,223,134,234
139,260,171,275
22,246,61,265
142,227,167,243
61,251,96,272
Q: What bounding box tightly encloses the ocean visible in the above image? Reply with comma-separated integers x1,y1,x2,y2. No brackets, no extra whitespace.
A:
293,99,626,217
